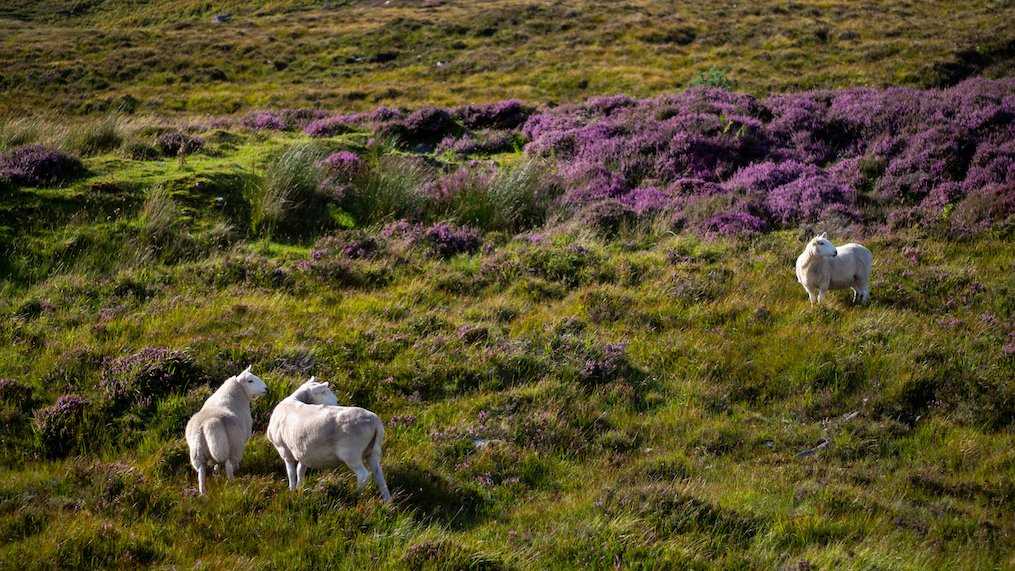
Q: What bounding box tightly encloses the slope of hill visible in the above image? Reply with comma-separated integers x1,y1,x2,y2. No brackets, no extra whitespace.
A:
1,0,1014,115
0,76,1013,568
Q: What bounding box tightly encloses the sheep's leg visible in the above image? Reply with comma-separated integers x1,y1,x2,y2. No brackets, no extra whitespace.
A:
284,460,298,491
817,288,827,304
197,465,207,496
367,454,391,502
803,285,817,304
349,461,371,491
851,288,858,303
296,462,307,488
225,460,235,480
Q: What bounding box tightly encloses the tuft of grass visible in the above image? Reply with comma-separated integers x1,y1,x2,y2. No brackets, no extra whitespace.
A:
342,155,431,226
254,142,331,238
65,116,123,156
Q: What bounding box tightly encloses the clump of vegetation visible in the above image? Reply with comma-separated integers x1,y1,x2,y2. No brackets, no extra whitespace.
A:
99,347,206,413
156,131,203,157
0,144,84,187
0,70,1013,568
254,142,332,237
33,394,90,458
66,116,123,156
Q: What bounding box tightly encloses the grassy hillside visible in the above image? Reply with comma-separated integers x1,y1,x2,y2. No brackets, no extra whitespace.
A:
1,0,1014,115
1,77,1014,568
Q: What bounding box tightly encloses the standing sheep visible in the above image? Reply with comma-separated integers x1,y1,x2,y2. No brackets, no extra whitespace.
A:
267,377,391,501
795,232,873,304
185,365,267,495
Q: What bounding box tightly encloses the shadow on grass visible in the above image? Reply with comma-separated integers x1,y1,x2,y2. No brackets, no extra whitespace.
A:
387,462,491,530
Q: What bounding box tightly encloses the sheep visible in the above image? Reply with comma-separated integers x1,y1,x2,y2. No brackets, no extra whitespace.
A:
185,365,267,495
267,377,391,501
795,232,873,304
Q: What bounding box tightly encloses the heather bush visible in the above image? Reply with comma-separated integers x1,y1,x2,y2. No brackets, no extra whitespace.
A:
422,222,482,258
304,114,359,137
436,129,517,156
378,107,460,150
310,231,385,261
0,145,84,187
318,150,363,200
33,395,90,458
455,99,534,130
242,111,286,131
518,78,1014,236
0,379,34,404
156,131,203,157
99,348,206,413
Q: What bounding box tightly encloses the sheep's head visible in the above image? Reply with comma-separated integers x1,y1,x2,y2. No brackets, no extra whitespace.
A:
235,365,268,400
808,232,837,257
300,376,339,406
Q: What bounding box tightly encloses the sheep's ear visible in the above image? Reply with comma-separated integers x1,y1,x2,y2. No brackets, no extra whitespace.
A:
243,364,252,374
818,232,827,239
308,376,317,384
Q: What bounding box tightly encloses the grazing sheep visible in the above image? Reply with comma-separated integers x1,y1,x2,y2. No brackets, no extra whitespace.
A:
795,232,873,304
267,377,391,501
185,365,267,495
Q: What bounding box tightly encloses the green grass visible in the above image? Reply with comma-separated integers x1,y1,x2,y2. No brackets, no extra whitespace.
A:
0,2,1013,567
1,0,1013,116
0,125,1013,568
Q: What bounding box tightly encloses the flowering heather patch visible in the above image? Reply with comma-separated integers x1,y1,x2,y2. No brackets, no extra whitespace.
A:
310,232,384,260
242,111,286,131
304,114,360,137
455,100,534,130
379,107,460,149
423,222,482,257
33,394,89,458
100,347,206,411
321,150,361,172
156,132,204,157
318,150,363,199
0,145,84,187
698,210,769,237
520,78,1014,236
381,219,423,240
436,130,517,155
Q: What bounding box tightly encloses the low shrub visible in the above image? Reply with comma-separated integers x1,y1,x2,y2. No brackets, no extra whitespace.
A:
156,131,203,157
423,222,482,258
0,145,84,187
99,347,207,413
33,394,90,458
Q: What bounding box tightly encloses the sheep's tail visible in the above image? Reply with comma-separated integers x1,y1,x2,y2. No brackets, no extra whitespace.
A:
203,417,231,465
365,420,391,501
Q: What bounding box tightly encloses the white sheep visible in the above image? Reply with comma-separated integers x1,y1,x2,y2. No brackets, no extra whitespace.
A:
185,365,268,495
267,377,391,501
795,232,873,304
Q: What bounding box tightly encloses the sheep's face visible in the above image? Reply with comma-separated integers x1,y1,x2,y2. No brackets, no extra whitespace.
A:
809,234,837,257
301,378,339,406
235,367,268,400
